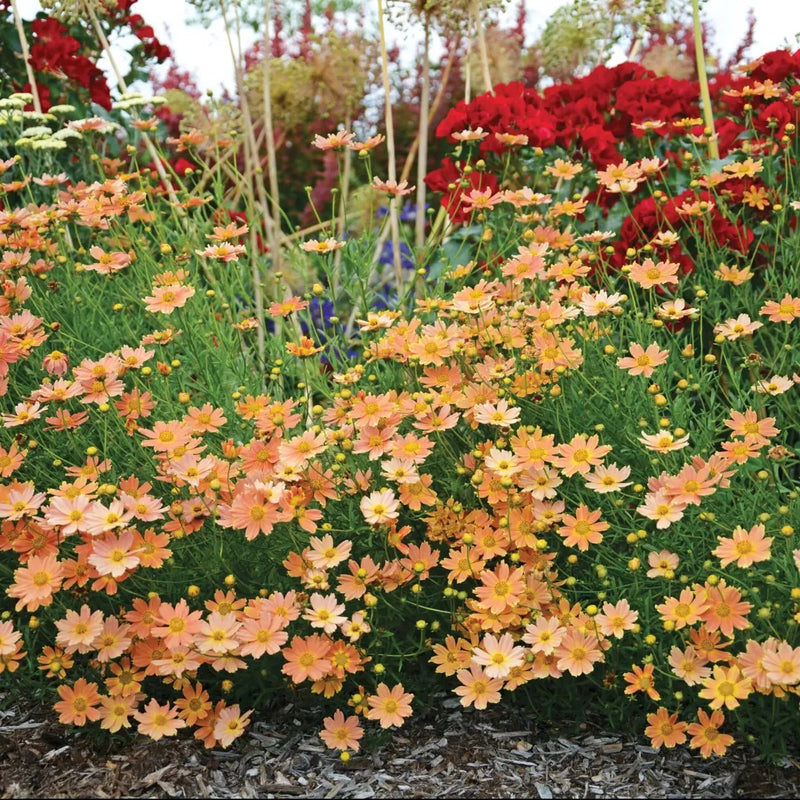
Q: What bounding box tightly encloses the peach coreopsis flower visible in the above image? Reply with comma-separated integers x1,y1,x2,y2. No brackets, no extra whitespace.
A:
584,463,632,493
472,398,521,427
552,434,612,477
453,664,504,709
430,635,473,676
637,490,686,529
299,237,345,253
638,430,690,453
360,488,399,526
471,632,527,679
302,593,347,635
474,561,525,615
623,663,661,701
320,710,364,752
645,707,688,749
195,242,247,261
558,504,609,551
0,620,22,656
372,176,415,196
686,709,734,758
668,645,711,686
699,581,752,638
87,529,141,577
7,552,63,611
366,683,414,729
646,549,680,579
93,617,133,663
761,641,800,686
522,616,566,655
760,293,800,323
595,599,638,638
55,605,105,654
134,699,187,741
753,374,793,395
194,611,242,655
312,130,356,150
698,664,752,710
714,262,752,284
84,246,131,274
54,678,102,726
713,314,762,340
617,342,669,377
97,693,137,733
555,628,604,677
712,523,772,569
723,408,779,445
0,482,46,520
213,704,252,748
628,258,679,289
152,598,204,649
656,588,708,629
282,634,332,684
143,283,196,314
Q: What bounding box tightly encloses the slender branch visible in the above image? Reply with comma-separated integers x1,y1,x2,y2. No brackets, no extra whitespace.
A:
262,0,283,274
10,0,41,113
415,19,431,256
473,0,493,94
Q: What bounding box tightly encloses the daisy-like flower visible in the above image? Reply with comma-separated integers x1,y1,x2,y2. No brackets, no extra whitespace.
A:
311,130,356,150
656,587,708,629
302,593,347,635
213,704,252,748
668,645,711,686
617,342,669,377
320,710,364,752
522,616,566,655
372,177,415,196
555,629,604,677
87,530,141,577
474,562,525,615
360,488,399,526
195,242,247,262
645,707,688,749
194,611,242,654
472,398,521,427
623,663,661,701
686,709,734,758
638,430,690,453
698,664,752,710
558,504,609,551
713,314,762,340
714,263,753,284
637,490,686,529
579,290,623,317
551,433,611,477
628,258,679,289
584,463,632,493
7,552,63,612
54,678,102,726
453,664,503,709
134,699,187,741
723,408,779,445
484,448,521,479
646,549,680,579
595,599,638,639
451,127,488,142
299,237,345,253
712,523,772,568
761,641,800,686
366,683,414,729
282,634,332,684
471,632,526,679
760,293,800,323
753,375,793,395
656,298,696,321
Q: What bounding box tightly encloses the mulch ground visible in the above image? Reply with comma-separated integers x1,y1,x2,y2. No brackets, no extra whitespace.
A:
2,693,800,798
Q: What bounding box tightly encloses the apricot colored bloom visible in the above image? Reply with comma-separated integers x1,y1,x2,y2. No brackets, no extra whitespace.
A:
668,645,711,686
153,598,204,649
85,246,131,274
579,290,623,317
552,434,611,477
134,699,187,741
143,283,195,314
595,599,638,638
307,534,352,570
699,664,752,710
700,582,752,638
88,529,141,577
474,562,525,615
623,663,661,701
472,398,520,427
484,448,521,478
656,297,696,321
617,342,669,377
637,491,686,529
372,177,415,196
93,617,133,663
545,158,583,179
584,463,632,494
54,678,102,726
723,408,779,445
282,634,332,684
558,504,609,551
430,635,473,676
175,683,213,725
7,552,63,612
523,616,566,655
98,693,136,733
360,489,399,526
645,707,688,749
453,664,503,709
471,632,527,679
760,293,800,323
0,442,26,477
687,709,734,758
761,641,800,686
713,523,772,569
320,710,364,752
213,704,252,748
638,430,690,453
656,588,708,629
366,683,414,729
349,133,385,152
715,262,752,284
628,258,679,289
55,605,105,654
0,482,46,520
303,593,347,635
713,314,762,340
238,610,288,658
556,629,604,676
0,620,22,656
737,639,777,691
312,130,356,150
451,127,488,141
299,237,345,253
195,611,242,654
646,550,680,579
753,374,793,395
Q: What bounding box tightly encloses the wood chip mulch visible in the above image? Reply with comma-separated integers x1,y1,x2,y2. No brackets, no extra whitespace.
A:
2,692,800,799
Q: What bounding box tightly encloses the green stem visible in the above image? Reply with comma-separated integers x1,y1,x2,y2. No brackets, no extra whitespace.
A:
691,0,719,161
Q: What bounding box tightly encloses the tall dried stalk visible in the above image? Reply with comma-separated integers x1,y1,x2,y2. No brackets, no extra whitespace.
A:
473,0,493,94
10,0,41,113
415,17,430,257
376,0,403,290
691,0,719,161
82,0,181,209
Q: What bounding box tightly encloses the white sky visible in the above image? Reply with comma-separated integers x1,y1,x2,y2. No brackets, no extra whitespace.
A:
14,0,800,96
